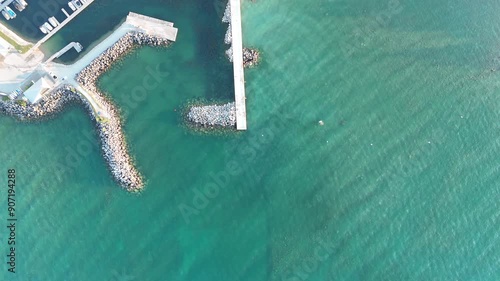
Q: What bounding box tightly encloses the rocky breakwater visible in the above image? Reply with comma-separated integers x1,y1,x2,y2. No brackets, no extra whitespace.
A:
75,31,172,192
187,102,236,127
77,32,171,87
0,87,81,120
222,1,260,68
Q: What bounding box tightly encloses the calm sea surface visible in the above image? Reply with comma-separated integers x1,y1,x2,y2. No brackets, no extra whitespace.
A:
1,0,499,280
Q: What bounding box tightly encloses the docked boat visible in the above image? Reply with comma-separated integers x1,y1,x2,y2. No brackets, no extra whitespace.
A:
1,10,10,20
15,0,28,7
48,16,59,28
3,6,16,20
68,1,76,11
39,25,48,34
74,0,82,8
43,22,53,32
13,1,25,12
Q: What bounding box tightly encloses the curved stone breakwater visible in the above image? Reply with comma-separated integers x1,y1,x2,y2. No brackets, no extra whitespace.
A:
187,102,236,127
77,31,170,88
0,85,144,191
0,31,172,191
71,31,173,191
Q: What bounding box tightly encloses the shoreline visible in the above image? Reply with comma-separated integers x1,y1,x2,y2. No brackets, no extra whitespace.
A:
0,21,32,46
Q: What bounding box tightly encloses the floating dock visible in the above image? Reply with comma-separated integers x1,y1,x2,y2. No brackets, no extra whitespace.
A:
229,0,247,130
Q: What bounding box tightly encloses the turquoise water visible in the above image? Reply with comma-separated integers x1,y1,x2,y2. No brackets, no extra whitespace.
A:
1,0,500,280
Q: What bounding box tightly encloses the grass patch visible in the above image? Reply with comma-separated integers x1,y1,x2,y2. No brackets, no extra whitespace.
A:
2,96,10,101
15,100,27,107
0,30,32,54
96,115,109,123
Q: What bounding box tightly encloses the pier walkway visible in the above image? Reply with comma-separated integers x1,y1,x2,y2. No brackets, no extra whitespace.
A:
0,0,14,12
230,0,247,130
25,0,96,56
126,12,177,41
61,8,70,18
45,42,83,63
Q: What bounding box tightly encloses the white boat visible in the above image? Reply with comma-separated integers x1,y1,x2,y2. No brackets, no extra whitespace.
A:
48,16,59,28
13,1,25,12
43,22,53,31
1,10,10,20
39,25,48,34
15,0,28,7
68,1,76,11
74,0,82,8
80,0,87,3
3,6,16,20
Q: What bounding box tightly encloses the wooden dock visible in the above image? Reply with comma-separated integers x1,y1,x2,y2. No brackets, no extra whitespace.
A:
25,0,96,56
230,0,247,130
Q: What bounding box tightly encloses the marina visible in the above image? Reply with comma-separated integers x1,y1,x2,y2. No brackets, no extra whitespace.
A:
26,0,96,56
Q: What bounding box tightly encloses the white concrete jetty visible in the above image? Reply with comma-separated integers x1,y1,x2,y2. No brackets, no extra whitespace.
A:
229,0,247,130
46,42,83,63
126,12,178,41
25,0,96,56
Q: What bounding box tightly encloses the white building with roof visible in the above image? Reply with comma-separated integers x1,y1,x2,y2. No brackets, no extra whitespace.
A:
23,77,54,103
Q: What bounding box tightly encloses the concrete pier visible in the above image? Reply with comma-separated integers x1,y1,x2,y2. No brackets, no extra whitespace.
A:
229,0,247,130
45,42,83,63
26,0,96,56
126,12,177,41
